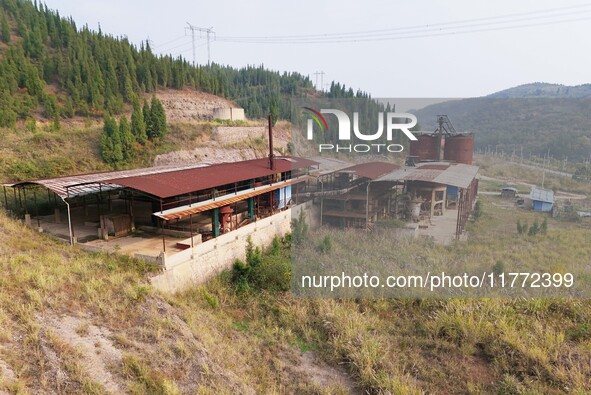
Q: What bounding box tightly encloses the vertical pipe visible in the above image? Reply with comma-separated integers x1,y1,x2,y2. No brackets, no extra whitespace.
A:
248,197,254,220
213,208,220,237
189,214,194,250
160,199,166,253
64,199,74,245
268,115,275,170
161,219,166,253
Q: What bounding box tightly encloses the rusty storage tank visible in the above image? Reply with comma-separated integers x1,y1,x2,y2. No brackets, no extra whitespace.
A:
409,134,439,162
444,134,474,165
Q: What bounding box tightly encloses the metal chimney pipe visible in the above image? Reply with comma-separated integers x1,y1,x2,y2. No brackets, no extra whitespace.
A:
437,116,444,161
268,115,275,170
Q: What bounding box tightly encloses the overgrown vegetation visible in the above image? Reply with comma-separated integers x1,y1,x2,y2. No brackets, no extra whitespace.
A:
99,95,167,166
232,236,292,293
0,0,385,126
1,191,591,393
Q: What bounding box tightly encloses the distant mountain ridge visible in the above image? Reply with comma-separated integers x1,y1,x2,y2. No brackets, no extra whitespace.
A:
412,82,591,161
488,82,591,98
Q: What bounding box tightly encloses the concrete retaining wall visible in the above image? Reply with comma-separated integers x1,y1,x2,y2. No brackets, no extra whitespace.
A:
150,201,316,293
213,107,245,121
212,126,266,146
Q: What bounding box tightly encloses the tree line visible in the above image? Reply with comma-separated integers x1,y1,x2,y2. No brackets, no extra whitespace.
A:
0,0,384,129
100,96,167,165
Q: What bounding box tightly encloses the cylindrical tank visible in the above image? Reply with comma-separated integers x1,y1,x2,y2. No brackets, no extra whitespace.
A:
409,135,439,162
444,134,474,165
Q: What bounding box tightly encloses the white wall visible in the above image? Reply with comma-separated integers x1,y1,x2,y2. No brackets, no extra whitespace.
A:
150,201,316,293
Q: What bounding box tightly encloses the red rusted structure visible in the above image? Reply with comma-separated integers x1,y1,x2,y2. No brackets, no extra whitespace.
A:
409,135,439,162
444,134,474,165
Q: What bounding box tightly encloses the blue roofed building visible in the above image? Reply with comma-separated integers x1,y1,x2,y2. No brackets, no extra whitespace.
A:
530,187,554,212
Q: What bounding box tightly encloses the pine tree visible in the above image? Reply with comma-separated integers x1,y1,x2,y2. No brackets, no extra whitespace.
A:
1,11,10,43
131,101,147,144
100,115,123,164
149,96,167,139
268,96,279,126
143,98,152,138
119,117,134,160
51,111,61,132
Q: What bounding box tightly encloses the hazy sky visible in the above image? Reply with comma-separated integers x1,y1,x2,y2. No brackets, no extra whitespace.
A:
42,0,591,98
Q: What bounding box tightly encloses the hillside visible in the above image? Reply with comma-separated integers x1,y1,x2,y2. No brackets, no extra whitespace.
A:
489,82,591,98
412,86,591,161
1,192,591,393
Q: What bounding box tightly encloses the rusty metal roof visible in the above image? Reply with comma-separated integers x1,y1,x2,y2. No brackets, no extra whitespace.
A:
375,162,479,188
155,177,304,221
8,162,212,198
106,156,317,199
7,156,317,200
336,162,400,180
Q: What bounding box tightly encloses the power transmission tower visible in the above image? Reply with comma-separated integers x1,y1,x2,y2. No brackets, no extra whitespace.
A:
313,71,325,91
185,23,215,65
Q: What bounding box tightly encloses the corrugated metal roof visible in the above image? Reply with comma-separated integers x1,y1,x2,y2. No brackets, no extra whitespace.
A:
530,187,554,203
336,162,400,180
7,156,317,199
106,157,317,199
309,156,353,176
9,163,212,198
155,177,303,221
375,162,479,188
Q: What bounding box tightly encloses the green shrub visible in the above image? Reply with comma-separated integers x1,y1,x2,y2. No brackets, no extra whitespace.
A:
291,210,308,245
317,235,332,254
528,220,540,236
231,236,292,293
473,200,483,220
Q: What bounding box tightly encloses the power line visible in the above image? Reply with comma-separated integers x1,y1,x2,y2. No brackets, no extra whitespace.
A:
157,40,192,54
215,4,591,44
152,35,186,49
220,3,591,40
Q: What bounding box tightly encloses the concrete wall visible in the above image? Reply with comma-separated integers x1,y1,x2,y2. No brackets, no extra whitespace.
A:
150,201,316,293
212,126,266,146
213,107,245,121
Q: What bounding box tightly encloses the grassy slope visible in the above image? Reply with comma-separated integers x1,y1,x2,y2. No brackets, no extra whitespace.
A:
1,192,591,393
0,120,230,183
0,210,354,394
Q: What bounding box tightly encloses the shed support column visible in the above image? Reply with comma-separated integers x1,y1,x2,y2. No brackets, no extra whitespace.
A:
2,186,7,209
65,200,75,245
430,189,436,218
34,190,40,228
248,197,255,220
212,208,220,237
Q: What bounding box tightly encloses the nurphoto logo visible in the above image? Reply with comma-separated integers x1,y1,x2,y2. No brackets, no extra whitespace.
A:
303,107,418,153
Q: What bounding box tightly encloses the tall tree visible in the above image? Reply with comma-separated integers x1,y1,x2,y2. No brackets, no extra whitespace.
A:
119,117,134,160
142,98,152,138
149,95,167,139
100,115,123,164
130,101,147,144
0,11,10,43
